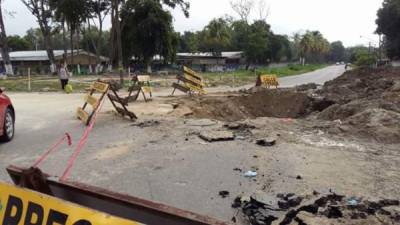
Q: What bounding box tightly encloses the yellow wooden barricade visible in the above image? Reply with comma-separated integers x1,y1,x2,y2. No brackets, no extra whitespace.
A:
77,81,109,125
257,74,280,88
171,66,206,95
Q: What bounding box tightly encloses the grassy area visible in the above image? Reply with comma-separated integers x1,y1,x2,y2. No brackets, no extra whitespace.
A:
0,77,91,92
0,64,327,92
202,64,328,87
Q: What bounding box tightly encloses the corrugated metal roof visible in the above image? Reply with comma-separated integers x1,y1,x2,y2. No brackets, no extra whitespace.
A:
0,50,109,62
177,51,243,59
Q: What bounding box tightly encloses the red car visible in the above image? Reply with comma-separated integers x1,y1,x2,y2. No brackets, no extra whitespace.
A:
0,88,15,142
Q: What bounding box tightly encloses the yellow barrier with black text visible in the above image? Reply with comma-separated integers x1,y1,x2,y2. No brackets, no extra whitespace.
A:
256,74,280,89
0,182,143,225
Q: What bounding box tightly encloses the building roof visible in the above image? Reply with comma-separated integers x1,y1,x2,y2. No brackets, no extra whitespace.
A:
0,50,109,62
177,51,243,59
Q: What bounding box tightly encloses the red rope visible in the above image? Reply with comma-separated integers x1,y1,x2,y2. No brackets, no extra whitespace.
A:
32,122,80,168
32,133,72,168
59,97,106,181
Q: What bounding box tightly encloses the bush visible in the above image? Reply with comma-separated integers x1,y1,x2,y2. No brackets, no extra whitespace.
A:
355,50,377,67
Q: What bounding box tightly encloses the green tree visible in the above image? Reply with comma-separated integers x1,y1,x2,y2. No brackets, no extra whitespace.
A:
7,35,32,51
344,45,370,63
354,48,377,67
178,31,199,53
23,28,44,50
198,18,232,55
268,34,291,62
244,20,271,66
329,41,345,62
110,0,189,70
0,0,13,75
121,0,177,72
51,0,91,64
376,0,400,59
80,27,110,58
88,0,110,72
21,0,57,73
231,20,250,51
299,31,329,65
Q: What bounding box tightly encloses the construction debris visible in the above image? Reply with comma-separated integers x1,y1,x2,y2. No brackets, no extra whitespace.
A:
131,120,160,128
233,191,400,225
255,138,276,147
219,191,230,198
172,67,400,144
244,171,258,178
198,131,235,142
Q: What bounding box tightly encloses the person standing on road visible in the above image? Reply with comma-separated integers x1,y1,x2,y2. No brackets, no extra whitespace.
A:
59,63,71,90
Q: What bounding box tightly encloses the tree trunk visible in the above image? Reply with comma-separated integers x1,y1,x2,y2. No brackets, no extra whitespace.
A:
41,25,56,74
145,58,152,73
76,25,80,75
110,2,115,67
111,0,124,84
62,20,67,63
20,0,56,74
96,11,103,74
0,3,13,75
70,27,74,68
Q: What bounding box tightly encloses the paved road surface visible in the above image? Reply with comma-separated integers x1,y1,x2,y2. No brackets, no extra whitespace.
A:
198,65,346,93
0,64,349,223
278,65,346,87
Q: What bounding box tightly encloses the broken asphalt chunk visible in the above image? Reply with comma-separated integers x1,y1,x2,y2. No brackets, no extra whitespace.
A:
219,191,230,198
198,131,235,142
256,138,276,147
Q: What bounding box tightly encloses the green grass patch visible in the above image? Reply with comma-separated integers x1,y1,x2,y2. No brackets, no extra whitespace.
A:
202,64,328,87
0,77,90,92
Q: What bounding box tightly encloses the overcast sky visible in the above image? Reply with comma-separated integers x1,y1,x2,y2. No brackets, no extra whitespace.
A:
4,0,384,47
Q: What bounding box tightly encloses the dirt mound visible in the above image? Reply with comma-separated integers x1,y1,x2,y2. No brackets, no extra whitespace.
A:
175,89,315,122
319,67,399,104
316,67,400,143
172,67,400,143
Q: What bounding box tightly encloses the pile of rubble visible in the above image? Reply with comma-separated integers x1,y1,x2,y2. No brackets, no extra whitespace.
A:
232,191,400,225
315,67,400,143
172,67,400,144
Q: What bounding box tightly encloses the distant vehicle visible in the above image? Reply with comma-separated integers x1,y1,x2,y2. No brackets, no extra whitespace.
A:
336,62,340,65
340,62,345,65
0,88,15,142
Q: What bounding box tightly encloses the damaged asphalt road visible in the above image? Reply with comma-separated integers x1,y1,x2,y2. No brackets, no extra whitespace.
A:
1,66,400,224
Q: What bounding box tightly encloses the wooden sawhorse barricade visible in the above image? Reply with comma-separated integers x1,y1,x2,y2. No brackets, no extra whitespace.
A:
108,75,153,106
171,66,206,96
77,81,137,125
127,75,153,102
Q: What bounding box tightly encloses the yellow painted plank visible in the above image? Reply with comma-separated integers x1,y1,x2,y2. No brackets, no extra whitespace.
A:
76,107,89,124
85,95,99,108
0,182,143,225
184,74,203,86
92,81,109,93
183,66,203,80
137,75,151,82
185,83,207,94
142,86,152,93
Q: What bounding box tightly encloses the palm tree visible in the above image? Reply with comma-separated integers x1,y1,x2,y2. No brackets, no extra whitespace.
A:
201,18,232,55
51,0,91,68
0,0,13,75
299,31,329,65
